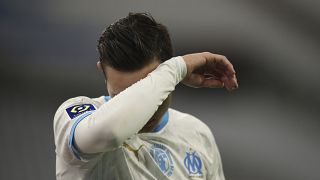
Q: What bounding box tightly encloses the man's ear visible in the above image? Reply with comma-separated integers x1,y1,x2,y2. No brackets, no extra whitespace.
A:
97,61,103,71
97,61,107,79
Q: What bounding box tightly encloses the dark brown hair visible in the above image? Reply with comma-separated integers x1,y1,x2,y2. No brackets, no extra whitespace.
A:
97,12,173,72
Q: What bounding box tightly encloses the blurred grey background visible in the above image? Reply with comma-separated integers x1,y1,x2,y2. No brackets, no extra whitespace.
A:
1,0,319,179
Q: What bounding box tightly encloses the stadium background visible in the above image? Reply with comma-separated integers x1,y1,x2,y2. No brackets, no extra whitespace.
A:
1,0,319,179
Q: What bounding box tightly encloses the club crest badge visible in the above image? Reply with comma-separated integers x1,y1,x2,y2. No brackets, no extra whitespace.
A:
184,149,203,177
150,143,174,177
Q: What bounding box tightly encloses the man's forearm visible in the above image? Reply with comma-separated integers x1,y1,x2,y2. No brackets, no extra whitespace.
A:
74,56,187,153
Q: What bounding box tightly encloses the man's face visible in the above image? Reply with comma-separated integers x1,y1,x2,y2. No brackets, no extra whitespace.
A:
101,60,171,130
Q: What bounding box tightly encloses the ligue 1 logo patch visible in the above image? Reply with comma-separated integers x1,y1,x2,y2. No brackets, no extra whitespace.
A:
150,143,174,177
66,104,95,119
184,149,203,177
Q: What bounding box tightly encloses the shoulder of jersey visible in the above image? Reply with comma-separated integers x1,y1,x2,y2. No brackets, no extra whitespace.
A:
54,96,105,122
168,108,212,135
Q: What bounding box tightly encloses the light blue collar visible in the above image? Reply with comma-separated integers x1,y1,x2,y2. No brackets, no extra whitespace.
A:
152,111,169,133
104,96,169,133
104,96,111,102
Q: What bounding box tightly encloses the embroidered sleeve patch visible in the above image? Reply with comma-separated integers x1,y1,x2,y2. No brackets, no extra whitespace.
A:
66,104,96,119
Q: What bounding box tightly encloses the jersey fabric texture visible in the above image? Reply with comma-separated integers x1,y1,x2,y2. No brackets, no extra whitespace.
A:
54,96,225,180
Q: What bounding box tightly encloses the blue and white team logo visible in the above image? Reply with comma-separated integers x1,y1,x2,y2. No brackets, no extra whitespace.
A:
150,143,174,177
184,150,203,177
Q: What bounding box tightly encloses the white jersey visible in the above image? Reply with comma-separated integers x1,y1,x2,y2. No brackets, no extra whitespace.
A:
53,56,225,180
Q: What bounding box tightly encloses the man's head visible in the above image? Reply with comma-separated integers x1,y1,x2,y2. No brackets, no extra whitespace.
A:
97,12,173,131
97,12,173,72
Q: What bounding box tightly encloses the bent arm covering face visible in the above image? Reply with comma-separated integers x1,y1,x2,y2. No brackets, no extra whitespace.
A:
74,56,187,153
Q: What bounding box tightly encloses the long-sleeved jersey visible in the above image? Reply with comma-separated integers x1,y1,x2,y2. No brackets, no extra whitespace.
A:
53,56,225,180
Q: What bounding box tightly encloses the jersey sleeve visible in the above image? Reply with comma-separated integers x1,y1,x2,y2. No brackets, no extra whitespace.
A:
53,96,103,165
72,56,187,154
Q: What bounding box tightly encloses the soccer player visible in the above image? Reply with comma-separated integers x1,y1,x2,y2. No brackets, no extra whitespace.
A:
54,12,238,180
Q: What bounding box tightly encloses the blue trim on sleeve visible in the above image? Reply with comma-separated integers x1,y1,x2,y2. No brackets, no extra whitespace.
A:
152,111,169,133
68,111,94,160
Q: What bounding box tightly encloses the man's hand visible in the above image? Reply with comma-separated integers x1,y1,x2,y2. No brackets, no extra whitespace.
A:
182,52,238,91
